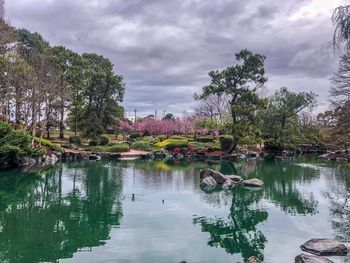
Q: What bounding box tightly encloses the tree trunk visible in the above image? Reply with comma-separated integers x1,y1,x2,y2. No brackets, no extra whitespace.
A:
59,101,64,139
15,86,21,124
227,141,237,154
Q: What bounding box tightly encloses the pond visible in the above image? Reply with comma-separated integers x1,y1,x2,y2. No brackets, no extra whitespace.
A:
0,157,349,263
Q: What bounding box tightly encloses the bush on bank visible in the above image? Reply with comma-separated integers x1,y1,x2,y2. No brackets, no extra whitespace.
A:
33,137,64,153
0,121,43,168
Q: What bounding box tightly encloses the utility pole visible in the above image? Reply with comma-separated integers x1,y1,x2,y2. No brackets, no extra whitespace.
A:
155,109,157,119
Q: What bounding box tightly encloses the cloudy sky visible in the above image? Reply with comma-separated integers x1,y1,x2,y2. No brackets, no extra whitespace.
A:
5,0,347,117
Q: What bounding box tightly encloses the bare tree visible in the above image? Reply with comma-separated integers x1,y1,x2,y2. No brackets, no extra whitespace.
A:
332,5,350,51
195,94,230,123
331,52,350,104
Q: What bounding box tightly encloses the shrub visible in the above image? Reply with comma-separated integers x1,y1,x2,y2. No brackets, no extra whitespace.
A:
157,135,167,142
88,143,130,153
0,121,37,168
219,135,233,152
130,132,141,139
149,137,160,144
264,138,283,152
99,135,110,145
34,137,63,153
181,147,188,154
155,139,188,149
108,144,130,152
69,135,82,146
165,140,188,150
89,138,99,146
196,136,214,143
170,135,188,140
211,145,221,152
131,140,154,151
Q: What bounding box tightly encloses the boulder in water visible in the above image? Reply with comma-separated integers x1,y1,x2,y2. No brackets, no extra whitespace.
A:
222,179,237,190
200,176,217,190
247,256,262,263
295,254,334,263
226,174,243,183
199,168,227,184
243,178,264,187
300,238,349,256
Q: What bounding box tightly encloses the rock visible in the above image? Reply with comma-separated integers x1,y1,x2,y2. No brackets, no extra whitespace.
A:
44,155,52,164
19,157,36,167
300,238,349,256
295,254,334,263
336,157,348,162
222,179,237,190
247,256,262,263
89,154,101,160
51,154,58,164
226,175,243,183
199,168,227,184
243,178,264,187
200,176,217,188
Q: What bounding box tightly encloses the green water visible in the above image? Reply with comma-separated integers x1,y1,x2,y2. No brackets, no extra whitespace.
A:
0,157,349,263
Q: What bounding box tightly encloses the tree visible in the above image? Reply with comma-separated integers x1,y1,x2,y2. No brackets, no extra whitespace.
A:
197,49,267,152
331,52,350,104
79,53,125,138
332,5,350,51
259,88,317,151
163,113,175,121
195,94,230,126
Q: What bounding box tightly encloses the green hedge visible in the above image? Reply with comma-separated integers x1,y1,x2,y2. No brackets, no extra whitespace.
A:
170,135,188,140
165,140,188,150
108,144,130,152
196,136,214,143
219,135,233,152
131,140,154,151
88,143,130,153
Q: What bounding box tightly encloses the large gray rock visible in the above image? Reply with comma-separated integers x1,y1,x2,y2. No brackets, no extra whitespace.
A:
247,256,262,263
243,178,264,187
295,254,334,263
227,175,243,183
199,168,228,184
200,176,217,189
222,179,237,190
300,238,349,256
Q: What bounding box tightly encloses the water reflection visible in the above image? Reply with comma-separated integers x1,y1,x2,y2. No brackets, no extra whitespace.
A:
192,158,321,261
194,188,267,261
0,158,346,263
0,161,123,263
326,165,350,242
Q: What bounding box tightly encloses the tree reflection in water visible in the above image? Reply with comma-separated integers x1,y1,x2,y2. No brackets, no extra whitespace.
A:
327,164,350,243
0,161,123,263
194,188,267,261
193,158,320,262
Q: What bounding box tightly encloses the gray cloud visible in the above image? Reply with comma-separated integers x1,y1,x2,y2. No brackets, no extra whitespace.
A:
5,0,345,116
